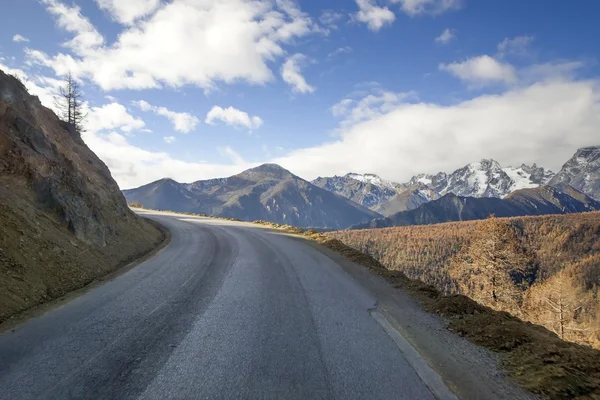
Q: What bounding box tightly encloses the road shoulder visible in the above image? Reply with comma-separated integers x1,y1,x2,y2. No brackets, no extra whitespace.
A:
291,234,536,400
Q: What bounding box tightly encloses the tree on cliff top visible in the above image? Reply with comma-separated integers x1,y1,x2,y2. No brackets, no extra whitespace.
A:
55,72,86,134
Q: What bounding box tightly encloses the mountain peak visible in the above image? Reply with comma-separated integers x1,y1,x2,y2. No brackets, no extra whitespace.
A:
236,163,295,181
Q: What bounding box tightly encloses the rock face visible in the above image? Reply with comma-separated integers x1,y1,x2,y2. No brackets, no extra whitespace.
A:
0,69,164,321
311,173,399,209
550,146,600,200
125,164,381,229
351,185,600,230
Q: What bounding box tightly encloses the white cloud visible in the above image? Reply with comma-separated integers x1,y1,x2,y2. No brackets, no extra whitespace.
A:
0,62,61,113
205,106,263,130
41,0,104,54
281,53,315,93
133,100,199,133
331,87,417,127
272,79,600,183
87,102,146,133
497,35,534,58
521,61,584,83
163,136,176,144
319,10,344,29
435,28,455,44
354,0,395,32
95,0,161,25
440,55,517,87
12,34,30,43
392,0,461,16
328,46,353,58
36,0,322,91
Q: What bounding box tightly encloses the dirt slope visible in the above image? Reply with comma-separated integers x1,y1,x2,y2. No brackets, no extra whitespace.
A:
0,69,164,322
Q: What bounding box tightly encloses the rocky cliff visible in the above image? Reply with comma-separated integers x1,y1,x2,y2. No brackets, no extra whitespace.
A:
0,69,164,322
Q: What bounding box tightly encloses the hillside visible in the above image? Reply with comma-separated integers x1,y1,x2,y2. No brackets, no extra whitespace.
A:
329,212,600,349
0,70,164,322
352,185,600,229
124,164,381,229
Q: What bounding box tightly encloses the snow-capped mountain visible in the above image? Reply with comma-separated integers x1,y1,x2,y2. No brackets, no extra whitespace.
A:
403,159,555,199
311,173,400,209
549,146,600,200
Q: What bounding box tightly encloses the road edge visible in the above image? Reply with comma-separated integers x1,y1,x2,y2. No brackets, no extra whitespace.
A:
0,217,172,333
370,309,458,400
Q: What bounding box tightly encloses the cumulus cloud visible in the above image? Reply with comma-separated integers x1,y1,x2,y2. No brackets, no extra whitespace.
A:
133,100,199,133
273,79,600,182
281,53,315,93
87,103,146,133
12,34,30,43
41,0,104,54
354,0,395,32
205,106,263,130
354,0,460,31
440,55,517,87
35,0,322,91
95,0,161,25
163,136,176,144
435,28,455,44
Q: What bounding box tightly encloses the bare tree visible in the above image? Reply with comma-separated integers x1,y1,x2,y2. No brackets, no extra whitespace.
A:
55,72,86,134
526,270,586,341
450,216,532,313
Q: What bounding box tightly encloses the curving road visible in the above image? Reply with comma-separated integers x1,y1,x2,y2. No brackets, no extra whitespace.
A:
0,211,437,399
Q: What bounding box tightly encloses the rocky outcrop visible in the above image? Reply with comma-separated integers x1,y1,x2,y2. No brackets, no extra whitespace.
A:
0,69,164,321
550,146,600,200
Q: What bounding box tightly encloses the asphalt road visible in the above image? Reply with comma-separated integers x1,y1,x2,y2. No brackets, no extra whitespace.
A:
0,211,436,400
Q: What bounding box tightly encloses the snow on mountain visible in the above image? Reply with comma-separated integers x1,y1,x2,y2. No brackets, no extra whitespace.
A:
311,173,400,209
403,160,555,199
345,173,398,190
315,159,557,213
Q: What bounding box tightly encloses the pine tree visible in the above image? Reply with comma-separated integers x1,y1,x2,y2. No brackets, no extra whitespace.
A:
55,72,86,134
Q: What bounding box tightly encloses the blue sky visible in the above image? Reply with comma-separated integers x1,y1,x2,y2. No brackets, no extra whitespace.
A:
1,0,599,188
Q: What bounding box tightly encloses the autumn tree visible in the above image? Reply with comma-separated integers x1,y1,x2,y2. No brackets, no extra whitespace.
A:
449,216,532,314
55,72,86,134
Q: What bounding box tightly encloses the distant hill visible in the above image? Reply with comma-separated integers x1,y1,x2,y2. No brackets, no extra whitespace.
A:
124,164,381,229
351,185,600,229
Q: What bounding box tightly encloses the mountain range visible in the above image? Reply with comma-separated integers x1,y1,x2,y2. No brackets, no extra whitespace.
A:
124,164,381,229
312,159,559,217
351,185,600,230
124,145,599,230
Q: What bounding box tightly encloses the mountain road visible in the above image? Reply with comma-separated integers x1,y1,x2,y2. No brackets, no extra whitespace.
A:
0,210,445,399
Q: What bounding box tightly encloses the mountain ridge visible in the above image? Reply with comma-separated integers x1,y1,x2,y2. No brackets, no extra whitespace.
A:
350,185,600,230
124,164,381,229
